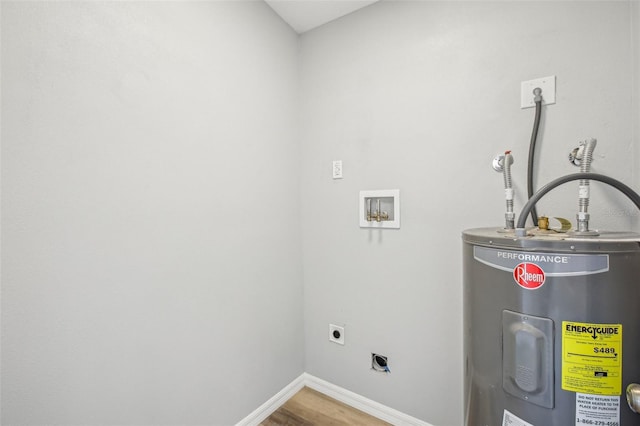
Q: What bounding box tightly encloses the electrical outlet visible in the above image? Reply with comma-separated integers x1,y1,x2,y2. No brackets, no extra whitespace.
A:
332,160,343,179
329,324,344,345
521,76,556,109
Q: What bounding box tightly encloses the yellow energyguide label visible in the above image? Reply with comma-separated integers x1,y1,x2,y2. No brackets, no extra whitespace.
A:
562,321,622,396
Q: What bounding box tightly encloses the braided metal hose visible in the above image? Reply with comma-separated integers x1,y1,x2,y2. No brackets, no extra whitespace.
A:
577,138,597,232
503,151,515,229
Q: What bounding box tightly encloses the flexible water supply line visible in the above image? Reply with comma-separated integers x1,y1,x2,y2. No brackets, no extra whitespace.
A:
527,88,543,226
577,138,597,233
514,173,640,237
503,151,515,229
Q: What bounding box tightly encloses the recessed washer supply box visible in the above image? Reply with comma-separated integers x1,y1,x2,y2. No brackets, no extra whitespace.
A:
359,189,400,229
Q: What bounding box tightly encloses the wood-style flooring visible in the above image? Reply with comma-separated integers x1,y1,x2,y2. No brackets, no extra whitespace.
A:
261,387,391,426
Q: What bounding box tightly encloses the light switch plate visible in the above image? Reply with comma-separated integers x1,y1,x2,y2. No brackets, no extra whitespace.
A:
332,160,343,179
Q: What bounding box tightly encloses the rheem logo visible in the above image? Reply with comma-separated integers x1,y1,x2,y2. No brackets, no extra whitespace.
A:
513,262,546,290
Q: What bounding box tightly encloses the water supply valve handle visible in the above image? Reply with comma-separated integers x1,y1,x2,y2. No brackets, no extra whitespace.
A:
627,383,640,413
492,153,506,172
492,151,513,173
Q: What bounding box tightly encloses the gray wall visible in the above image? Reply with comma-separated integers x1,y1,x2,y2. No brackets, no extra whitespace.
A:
299,1,639,425
1,2,302,425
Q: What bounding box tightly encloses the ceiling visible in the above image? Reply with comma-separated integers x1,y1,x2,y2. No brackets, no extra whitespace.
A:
265,0,379,34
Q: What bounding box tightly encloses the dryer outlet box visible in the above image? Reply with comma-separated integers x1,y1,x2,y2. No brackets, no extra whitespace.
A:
329,324,345,345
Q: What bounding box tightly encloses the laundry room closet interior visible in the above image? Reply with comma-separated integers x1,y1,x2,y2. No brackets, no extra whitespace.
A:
2,1,639,425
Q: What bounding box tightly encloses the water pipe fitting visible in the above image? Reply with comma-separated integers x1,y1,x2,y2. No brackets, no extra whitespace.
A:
533,87,542,103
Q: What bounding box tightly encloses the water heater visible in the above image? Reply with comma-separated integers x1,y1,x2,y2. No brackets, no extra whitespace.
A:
462,81,640,425
463,228,640,426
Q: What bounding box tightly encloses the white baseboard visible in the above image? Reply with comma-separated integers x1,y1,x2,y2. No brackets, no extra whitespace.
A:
235,373,306,426
235,372,434,426
303,373,434,426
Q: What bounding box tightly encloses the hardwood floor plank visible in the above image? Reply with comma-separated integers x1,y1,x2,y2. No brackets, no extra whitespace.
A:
261,387,391,426
261,406,314,426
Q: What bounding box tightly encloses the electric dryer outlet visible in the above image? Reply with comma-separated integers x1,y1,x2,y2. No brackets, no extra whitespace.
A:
329,324,344,345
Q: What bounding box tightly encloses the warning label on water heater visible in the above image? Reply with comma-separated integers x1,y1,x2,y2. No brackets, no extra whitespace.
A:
562,321,622,396
575,393,620,426
502,409,535,426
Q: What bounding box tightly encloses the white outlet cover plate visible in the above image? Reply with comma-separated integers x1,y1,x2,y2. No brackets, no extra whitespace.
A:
329,324,345,345
521,75,556,109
